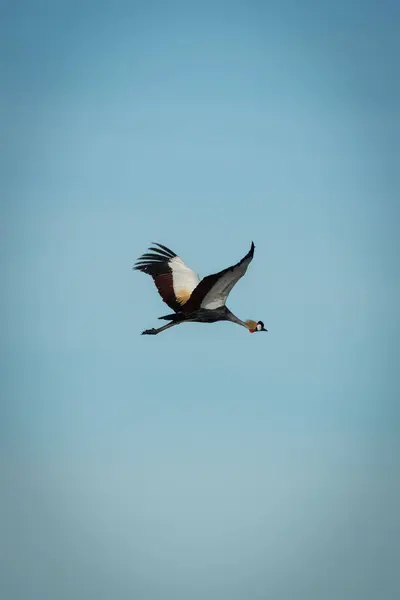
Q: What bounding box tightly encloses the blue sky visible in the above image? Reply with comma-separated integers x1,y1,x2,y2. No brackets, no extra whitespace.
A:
1,1,399,599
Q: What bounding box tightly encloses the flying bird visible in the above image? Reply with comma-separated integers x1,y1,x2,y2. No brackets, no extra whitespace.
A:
134,241,267,336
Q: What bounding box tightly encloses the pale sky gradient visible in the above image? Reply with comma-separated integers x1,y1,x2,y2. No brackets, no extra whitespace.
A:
1,1,399,599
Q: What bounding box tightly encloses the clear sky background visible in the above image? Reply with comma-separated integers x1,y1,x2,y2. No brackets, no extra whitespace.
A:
1,1,399,599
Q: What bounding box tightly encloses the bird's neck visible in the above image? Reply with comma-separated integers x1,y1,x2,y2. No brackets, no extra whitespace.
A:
225,309,248,329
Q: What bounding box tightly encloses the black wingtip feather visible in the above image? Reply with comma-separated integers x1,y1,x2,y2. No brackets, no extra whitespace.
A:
148,247,172,258
133,243,179,275
151,243,176,258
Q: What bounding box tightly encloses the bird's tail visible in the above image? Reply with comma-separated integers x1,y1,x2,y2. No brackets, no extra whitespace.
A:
158,312,185,322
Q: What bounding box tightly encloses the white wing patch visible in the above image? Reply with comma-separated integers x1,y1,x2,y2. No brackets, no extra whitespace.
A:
170,256,200,305
200,259,252,310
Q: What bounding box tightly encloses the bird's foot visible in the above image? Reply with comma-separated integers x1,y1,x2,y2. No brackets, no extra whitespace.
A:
141,328,158,335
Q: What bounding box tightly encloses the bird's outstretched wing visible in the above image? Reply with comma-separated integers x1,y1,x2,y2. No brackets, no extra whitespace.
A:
134,243,200,312
182,242,255,312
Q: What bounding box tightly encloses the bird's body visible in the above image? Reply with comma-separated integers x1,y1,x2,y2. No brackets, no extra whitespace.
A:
159,306,235,324
134,242,267,336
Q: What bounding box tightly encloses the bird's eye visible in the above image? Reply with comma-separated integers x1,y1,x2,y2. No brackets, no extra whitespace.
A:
256,323,262,331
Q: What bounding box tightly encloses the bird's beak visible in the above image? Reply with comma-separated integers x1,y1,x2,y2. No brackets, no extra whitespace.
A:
262,328,268,332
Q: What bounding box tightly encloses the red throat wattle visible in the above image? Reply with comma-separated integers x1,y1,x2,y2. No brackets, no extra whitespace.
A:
249,329,255,333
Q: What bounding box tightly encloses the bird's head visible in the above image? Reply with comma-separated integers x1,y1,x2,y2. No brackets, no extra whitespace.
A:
246,320,268,333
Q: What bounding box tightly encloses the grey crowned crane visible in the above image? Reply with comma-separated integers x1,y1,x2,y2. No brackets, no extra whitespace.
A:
134,241,267,336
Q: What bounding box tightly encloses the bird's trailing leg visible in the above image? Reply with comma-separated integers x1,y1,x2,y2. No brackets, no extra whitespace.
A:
141,321,181,336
